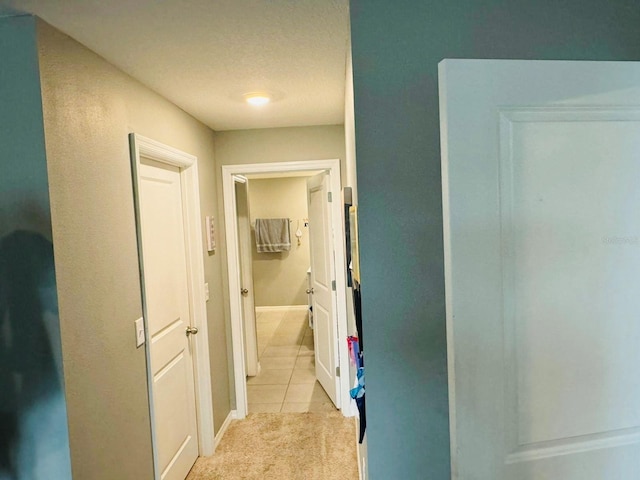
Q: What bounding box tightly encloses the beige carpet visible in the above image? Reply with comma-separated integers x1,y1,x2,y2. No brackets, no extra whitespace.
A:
186,412,358,480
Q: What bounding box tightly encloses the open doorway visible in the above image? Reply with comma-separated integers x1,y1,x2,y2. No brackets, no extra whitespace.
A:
243,171,333,414
222,159,351,419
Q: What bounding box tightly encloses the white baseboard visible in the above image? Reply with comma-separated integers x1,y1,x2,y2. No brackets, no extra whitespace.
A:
213,409,237,452
255,305,308,313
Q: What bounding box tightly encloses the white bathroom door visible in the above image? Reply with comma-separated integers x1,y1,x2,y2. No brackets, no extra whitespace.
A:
440,59,640,479
234,177,259,376
138,158,199,480
307,172,339,406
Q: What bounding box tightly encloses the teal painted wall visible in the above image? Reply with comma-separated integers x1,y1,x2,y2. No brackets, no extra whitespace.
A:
349,1,640,478
0,15,72,478
0,15,51,240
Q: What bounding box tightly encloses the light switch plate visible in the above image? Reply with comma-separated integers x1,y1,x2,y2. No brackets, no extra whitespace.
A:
135,317,145,347
204,282,210,302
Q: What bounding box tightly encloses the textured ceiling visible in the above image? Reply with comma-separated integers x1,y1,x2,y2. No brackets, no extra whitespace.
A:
3,0,350,131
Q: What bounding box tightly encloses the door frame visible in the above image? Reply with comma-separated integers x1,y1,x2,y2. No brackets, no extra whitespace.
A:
129,134,215,476
222,159,351,419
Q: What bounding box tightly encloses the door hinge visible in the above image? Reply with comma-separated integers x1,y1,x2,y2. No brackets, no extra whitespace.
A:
336,365,341,377
328,191,333,202
331,280,336,291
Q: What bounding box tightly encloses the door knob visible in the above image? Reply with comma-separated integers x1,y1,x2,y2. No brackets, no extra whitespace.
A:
186,326,199,336
306,288,314,294
241,288,249,296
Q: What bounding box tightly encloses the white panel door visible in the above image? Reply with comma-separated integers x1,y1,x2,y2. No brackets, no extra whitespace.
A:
307,172,339,406
440,59,640,479
234,178,258,377
139,158,198,480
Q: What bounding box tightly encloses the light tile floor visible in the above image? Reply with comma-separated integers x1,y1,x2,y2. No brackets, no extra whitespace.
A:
247,308,336,413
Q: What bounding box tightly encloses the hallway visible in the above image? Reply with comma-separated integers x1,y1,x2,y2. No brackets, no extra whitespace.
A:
184,308,355,479
248,308,334,413
186,409,357,479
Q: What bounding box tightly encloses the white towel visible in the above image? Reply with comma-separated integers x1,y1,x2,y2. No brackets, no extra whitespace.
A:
255,218,291,253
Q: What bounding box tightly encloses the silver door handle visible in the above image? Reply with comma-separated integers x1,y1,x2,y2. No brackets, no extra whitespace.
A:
241,288,249,296
306,288,314,294
186,326,199,336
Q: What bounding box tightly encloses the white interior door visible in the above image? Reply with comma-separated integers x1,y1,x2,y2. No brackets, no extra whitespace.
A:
307,172,339,407
440,59,640,479
234,177,258,377
139,157,198,480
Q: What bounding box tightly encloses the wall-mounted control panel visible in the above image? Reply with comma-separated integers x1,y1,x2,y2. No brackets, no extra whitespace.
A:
135,317,145,347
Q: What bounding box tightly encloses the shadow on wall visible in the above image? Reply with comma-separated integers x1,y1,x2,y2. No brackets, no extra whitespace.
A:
0,230,72,479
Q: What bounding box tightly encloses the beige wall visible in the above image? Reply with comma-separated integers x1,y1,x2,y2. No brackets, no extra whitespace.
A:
214,125,347,179
248,177,311,307
344,44,358,204
37,21,230,479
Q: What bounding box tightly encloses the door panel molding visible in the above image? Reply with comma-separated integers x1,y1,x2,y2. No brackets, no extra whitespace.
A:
499,108,640,463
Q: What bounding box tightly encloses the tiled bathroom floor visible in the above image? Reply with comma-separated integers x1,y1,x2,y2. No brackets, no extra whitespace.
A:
247,308,336,413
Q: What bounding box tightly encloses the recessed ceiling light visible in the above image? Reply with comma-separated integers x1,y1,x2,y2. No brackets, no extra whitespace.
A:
244,93,271,106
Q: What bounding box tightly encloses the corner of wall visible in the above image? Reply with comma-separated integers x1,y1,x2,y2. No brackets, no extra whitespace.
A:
344,36,358,206
0,13,73,478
